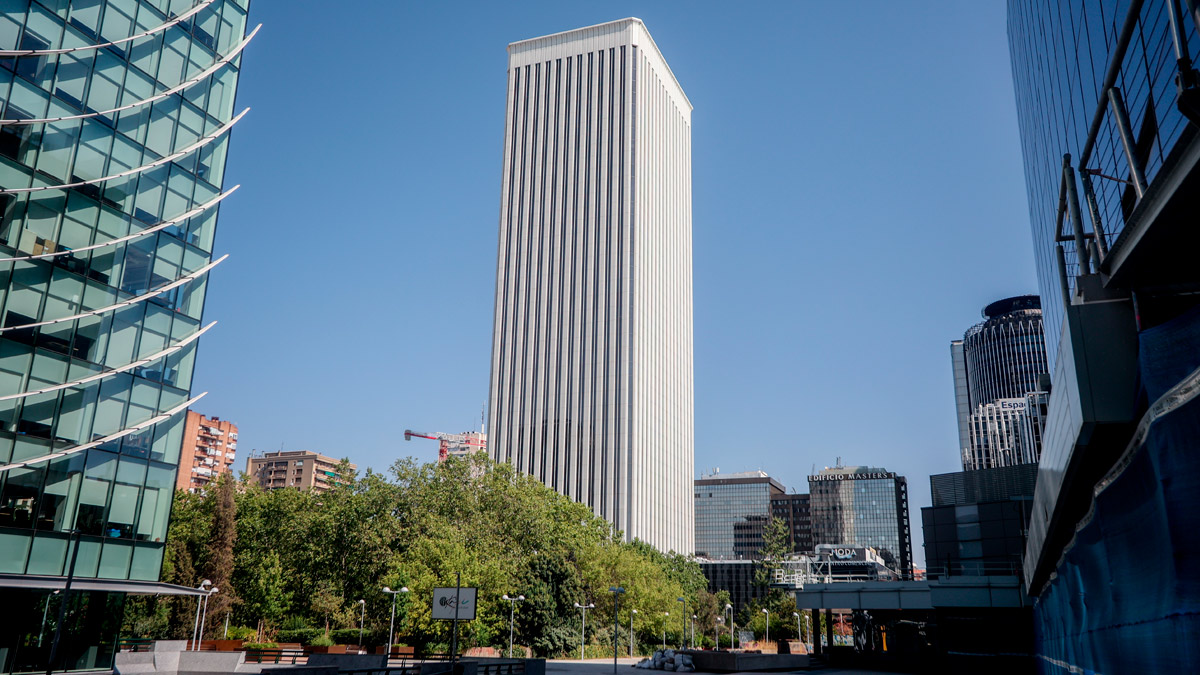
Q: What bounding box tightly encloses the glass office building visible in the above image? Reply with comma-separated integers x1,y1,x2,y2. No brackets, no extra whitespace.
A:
1009,1,1200,671
0,0,251,671
951,296,1049,471
693,470,783,559
808,466,911,575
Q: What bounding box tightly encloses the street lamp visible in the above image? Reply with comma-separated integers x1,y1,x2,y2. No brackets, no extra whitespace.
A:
573,602,594,661
724,604,734,650
792,612,800,644
192,580,212,651
662,612,669,650
716,617,724,650
609,588,625,675
382,586,410,655
357,599,366,651
761,608,769,646
630,609,638,657
38,590,60,647
199,587,219,649
691,615,697,650
676,598,687,649
502,594,525,658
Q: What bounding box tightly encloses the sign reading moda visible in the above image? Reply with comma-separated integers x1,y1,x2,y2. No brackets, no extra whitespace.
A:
809,472,897,482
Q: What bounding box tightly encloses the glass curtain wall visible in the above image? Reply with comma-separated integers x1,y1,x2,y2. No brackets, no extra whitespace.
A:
0,1,249,671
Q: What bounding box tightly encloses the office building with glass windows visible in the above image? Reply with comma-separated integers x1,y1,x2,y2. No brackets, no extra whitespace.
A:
487,18,694,553
950,295,1049,471
0,1,251,672
693,470,783,559
1009,0,1200,671
807,466,911,575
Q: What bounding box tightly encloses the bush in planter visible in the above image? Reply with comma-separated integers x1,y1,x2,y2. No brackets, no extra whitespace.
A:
227,626,257,641
330,628,363,645
308,634,335,647
244,642,278,650
277,628,323,645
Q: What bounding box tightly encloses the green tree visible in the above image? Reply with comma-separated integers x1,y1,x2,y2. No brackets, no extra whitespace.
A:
202,474,238,637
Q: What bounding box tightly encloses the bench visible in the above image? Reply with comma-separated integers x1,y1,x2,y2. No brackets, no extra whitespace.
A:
245,648,308,664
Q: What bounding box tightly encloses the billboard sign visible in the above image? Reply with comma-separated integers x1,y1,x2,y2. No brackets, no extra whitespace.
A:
432,587,477,621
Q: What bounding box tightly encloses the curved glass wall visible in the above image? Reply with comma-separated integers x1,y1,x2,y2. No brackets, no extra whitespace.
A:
0,0,249,590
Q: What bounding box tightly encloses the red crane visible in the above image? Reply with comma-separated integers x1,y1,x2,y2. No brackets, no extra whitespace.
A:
404,429,487,462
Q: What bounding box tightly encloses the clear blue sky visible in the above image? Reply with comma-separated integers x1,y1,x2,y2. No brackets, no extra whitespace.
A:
198,2,1036,566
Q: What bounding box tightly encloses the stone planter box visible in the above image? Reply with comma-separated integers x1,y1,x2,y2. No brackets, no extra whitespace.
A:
213,640,244,652
375,646,415,656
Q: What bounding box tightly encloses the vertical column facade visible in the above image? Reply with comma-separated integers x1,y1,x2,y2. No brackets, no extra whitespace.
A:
487,18,693,553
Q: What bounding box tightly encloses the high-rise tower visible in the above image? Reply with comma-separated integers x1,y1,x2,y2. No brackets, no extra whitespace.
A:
950,295,1049,471
487,18,694,553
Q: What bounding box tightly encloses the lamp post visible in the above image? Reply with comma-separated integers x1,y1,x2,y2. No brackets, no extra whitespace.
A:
676,598,687,649
38,590,60,647
502,594,525,658
382,586,410,656
630,609,637,657
761,608,769,647
662,612,669,650
716,617,724,650
191,580,212,650
357,599,366,651
725,604,734,649
609,587,625,675
804,613,810,650
199,587,219,648
691,615,696,650
573,602,594,661
792,612,800,644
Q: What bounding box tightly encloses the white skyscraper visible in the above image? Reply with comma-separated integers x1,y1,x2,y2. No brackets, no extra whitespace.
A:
487,18,694,553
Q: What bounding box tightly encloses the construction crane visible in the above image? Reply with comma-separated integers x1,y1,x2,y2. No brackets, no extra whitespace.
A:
404,429,487,462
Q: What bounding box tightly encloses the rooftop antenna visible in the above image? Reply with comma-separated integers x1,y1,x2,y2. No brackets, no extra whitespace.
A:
480,403,486,433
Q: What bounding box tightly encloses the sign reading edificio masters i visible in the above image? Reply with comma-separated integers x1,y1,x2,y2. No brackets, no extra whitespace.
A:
808,472,896,482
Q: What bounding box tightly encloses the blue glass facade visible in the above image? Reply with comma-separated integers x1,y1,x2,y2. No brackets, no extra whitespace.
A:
808,467,911,575
0,1,249,671
1008,0,1200,357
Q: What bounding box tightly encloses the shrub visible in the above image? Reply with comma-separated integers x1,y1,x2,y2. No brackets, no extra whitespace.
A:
226,625,257,641
244,642,278,650
330,628,363,645
280,616,308,630
308,634,335,647
276,628,323,645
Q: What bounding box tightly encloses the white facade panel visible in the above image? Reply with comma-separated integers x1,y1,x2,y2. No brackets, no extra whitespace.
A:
487,18,694,553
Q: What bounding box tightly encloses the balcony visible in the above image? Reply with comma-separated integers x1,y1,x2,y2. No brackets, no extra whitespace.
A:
1024,296,1140,593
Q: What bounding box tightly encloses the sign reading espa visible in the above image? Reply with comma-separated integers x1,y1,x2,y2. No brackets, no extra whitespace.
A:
808,471,896,482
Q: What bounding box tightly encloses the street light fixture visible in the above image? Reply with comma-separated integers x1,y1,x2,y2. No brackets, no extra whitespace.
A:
573,602,594,661
716,617,724,650
761,608,769,646
199,586,219,649
630,609,638,658
792,612,800,644
691,615,697,650
609,588,625,675
191,580,212,651
676,598,687,649
724,604,734,650
663,612,669,650
357,600,366,651
382,586,410,656
502,594,525,658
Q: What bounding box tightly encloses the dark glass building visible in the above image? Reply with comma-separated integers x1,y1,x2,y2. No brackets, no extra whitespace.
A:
1009,1,1200,671
697,559,764,618
693,470,783,559
921,464,1037,578
770,492,813,554
808,466,911,576
0,1,251,671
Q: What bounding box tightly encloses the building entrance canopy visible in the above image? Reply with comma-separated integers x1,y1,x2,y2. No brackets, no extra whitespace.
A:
0,573,208,596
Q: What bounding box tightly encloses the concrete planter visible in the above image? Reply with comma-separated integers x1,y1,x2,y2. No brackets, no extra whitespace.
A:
305,645,347,654
213,639,244,651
